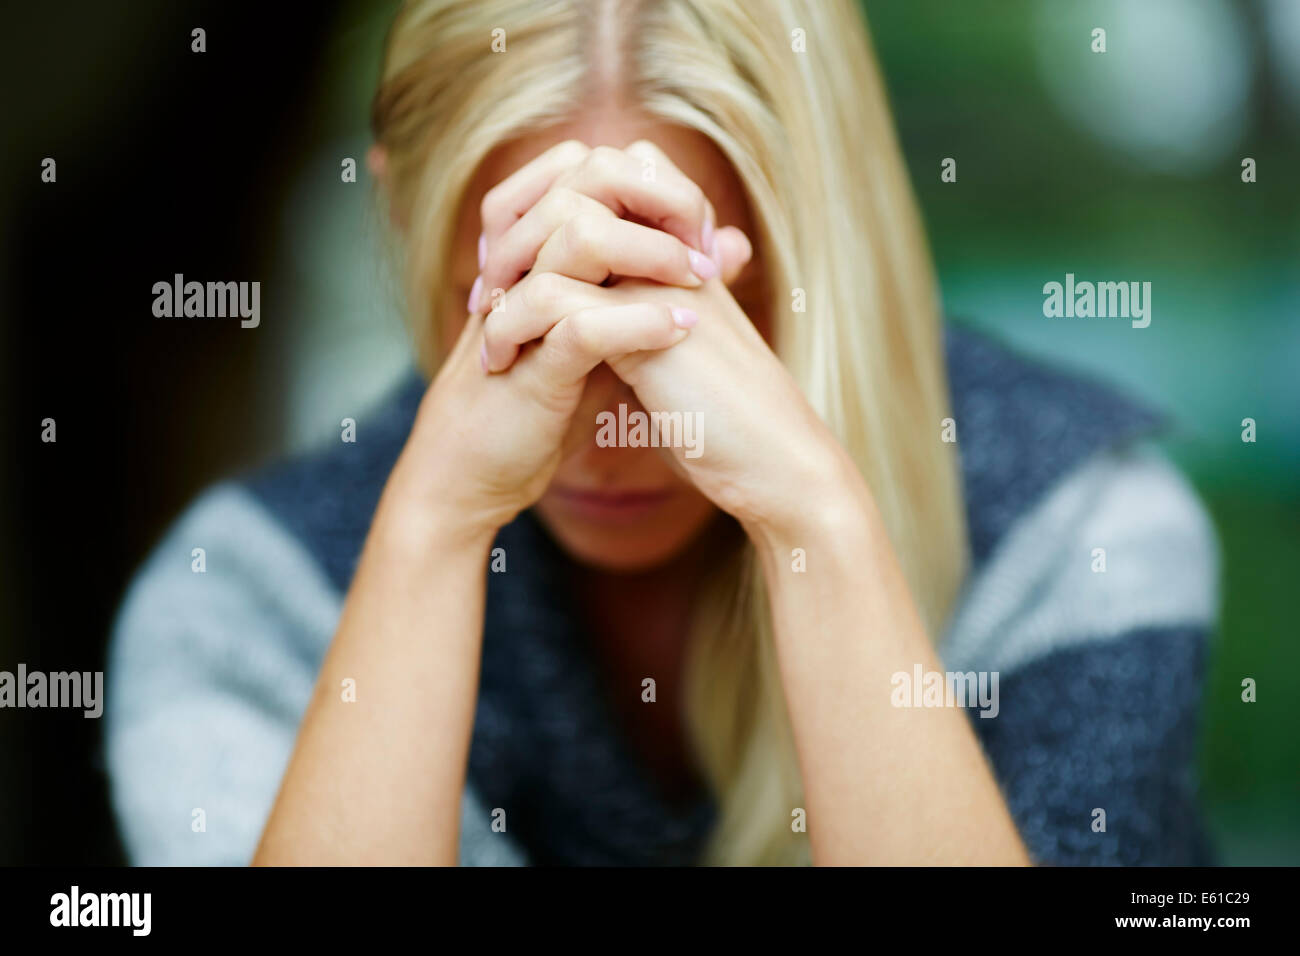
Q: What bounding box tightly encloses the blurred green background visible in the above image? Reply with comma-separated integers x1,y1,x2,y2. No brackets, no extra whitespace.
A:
272,0,1299,862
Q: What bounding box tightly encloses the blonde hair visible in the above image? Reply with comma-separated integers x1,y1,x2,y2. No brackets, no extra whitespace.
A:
371,0,969,864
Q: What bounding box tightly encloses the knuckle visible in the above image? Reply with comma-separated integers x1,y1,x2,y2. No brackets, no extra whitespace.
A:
585,145,623,178
480,185,505,227
524,271,566,314
560,213,600,258
566,313,600,355
624,139,655,160
545,186,583,220
556,139,590,164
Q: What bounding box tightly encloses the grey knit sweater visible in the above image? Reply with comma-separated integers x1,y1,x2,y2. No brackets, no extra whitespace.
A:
104,325,1219,865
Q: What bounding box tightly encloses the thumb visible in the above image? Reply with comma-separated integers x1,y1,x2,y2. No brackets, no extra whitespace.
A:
713,226,754,286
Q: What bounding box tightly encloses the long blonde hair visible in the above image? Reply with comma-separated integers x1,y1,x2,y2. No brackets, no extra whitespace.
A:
370,0,969,864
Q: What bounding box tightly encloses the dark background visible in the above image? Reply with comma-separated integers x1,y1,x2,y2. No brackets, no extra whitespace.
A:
2,0,1297,864
1,0,350,864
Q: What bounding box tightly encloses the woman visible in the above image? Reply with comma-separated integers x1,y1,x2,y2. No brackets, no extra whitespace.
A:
106,0,1218,865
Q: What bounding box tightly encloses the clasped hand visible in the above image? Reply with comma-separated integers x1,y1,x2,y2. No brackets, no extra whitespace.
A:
396,139,860,546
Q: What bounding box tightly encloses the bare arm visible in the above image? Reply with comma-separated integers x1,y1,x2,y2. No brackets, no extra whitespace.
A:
749,464,1031,865
253,141,726,864
252,483,494,865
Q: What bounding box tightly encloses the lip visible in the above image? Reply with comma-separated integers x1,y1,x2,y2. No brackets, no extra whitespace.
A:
547,485,675,522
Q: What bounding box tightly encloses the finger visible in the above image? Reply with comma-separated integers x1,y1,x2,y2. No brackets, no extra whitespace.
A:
527,303,698,388
481,271,606,372
475,141,721,303
479,139,591,244
533,212,717,289
477,187,610,302
714,225,754,286
554,144,711,254
481,189,722,309
623,140,717,254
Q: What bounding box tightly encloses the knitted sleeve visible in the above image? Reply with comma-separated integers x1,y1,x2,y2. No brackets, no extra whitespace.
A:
104,483,524,866
939,444,1219,865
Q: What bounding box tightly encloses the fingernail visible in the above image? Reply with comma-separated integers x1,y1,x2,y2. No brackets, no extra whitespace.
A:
710,234,721,269
688,249,718,281
477,233,486,269
671,307,699,329
700,218,713,255
480,342,490,372
468,275,483,314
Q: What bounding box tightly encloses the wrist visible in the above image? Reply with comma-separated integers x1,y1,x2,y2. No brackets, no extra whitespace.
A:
371,464,504,561
372,496,500,561
744,447,879,556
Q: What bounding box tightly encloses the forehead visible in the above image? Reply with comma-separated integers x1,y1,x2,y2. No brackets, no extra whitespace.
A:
460,112,756,233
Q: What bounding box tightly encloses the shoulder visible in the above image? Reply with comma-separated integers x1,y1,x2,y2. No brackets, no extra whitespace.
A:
238,369,427,593
107,479,525,866
941,441,1219,675
940,323,1219,672
111,367,429,703
109,481,341,716
943,323,1166,565
105,482,342,863
935,392,1220,863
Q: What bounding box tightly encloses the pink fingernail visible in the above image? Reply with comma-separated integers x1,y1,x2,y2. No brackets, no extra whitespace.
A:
671,307,699,329
688,249,718,281
700,218,713,255
477,233,486,269
468,275,483,314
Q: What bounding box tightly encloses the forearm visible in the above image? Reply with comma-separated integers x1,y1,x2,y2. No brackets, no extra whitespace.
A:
750,472,1030,866
253,485,495,866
